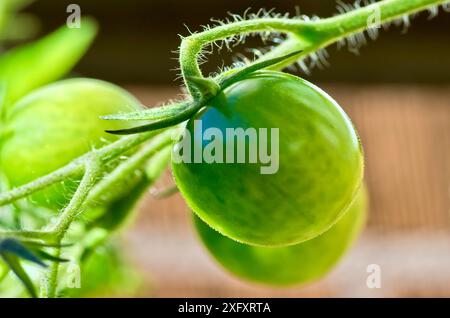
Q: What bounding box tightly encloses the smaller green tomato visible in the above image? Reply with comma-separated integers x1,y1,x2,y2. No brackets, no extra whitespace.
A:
0,78,142,208
193,186,368,286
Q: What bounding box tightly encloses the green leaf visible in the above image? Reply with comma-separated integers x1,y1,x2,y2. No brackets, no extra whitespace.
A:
0,17,98,108
105,101,202,135
33,249,68,263
0,238,46,267
0,237,72,297
23,241,73,249
0,252,37,298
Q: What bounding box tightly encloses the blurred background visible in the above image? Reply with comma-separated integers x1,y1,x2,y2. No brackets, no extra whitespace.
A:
11,0,450,297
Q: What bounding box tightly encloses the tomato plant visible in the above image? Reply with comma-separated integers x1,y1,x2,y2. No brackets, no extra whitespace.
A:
194,185,367,286
173,70,363,247
0,0,447,297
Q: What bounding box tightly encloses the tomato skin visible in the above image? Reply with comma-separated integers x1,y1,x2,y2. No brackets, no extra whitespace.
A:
0,78,142,208
194,185,368,286
173,71,364,247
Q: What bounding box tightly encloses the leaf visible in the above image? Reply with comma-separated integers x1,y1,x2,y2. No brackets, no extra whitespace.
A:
23,241,73,248
106,101,202,135
0,17,98,108
33,249,69,263
0,238,46,267
0,252,37,298
0,237,71,297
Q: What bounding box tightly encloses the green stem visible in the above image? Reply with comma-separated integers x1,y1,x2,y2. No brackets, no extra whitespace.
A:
0,230,53,241
179,18,311,94
0,131,158,207
318,0,449,37
0,161,83,207
180,0,449,87
51,158,102,236
86,129,175,205
41,157,102,298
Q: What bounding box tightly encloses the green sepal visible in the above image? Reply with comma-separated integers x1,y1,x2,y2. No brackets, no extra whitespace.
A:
185,76,220,98
0,237,71,297
105,100,203,135
32,249,69,263
219,50,303,90
0,238,46,267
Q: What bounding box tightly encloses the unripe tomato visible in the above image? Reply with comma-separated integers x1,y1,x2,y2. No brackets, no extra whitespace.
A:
173,71,364,246
194,185,368,286
0,78,142,208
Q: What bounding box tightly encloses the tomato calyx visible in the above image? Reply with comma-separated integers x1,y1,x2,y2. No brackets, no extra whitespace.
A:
0,237,70,297
185,76,220,99
105,50,303,136
218,50,303,90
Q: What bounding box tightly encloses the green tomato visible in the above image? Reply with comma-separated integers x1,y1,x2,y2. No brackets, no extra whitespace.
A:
0,78,142,208
172,71,364,246
194,185,368,286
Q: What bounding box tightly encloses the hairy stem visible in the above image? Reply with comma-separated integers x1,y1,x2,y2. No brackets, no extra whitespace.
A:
51,158,102,236
179,18,312,94
180,0,450,88
41,158,102,298
0,161,83,207
0,131,158,207
86,128,175,205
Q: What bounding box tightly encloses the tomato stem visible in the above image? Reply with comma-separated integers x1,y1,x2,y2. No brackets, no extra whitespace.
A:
179,0,450,93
